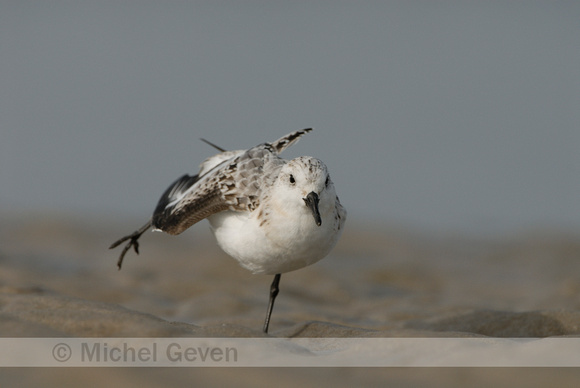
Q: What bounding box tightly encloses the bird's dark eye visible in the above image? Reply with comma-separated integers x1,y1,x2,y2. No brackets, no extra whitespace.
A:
289,174,295,184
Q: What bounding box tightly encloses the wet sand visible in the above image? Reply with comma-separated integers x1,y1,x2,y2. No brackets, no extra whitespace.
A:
1,214,580,386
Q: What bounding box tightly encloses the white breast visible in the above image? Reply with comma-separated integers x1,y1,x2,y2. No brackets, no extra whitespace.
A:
208,204,342,275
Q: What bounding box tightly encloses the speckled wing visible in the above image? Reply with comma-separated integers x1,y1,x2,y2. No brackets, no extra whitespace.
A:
150,172,225,235
151,129,312,236
150,146,276,235
217,127,315,210
270,127,312,153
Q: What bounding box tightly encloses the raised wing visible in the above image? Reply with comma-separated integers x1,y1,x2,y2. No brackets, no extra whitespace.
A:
151,164,231,235
270,128,312,154
151,147,277,235
110,128,313,267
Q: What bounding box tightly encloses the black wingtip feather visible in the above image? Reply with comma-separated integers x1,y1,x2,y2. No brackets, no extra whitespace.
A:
200,138,227,152
152,174,199,227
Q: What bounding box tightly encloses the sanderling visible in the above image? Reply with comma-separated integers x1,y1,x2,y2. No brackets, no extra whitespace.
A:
109,128,346,333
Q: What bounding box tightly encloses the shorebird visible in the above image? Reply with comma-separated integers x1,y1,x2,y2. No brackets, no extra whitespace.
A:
110,128,346,333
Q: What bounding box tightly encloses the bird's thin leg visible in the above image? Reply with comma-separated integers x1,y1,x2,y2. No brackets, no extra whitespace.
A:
263,273,281,334
109,220,152,270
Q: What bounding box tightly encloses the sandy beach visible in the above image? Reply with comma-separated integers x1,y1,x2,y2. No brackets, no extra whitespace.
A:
1,214,580,386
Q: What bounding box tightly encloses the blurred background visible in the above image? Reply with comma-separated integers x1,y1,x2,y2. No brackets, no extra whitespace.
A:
2,3,580,386
1,1,578,237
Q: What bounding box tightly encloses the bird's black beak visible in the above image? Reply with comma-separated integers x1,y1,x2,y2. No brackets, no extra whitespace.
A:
303,191,322,226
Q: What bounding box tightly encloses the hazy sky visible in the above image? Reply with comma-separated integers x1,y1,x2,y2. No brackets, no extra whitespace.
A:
1,1,579,235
